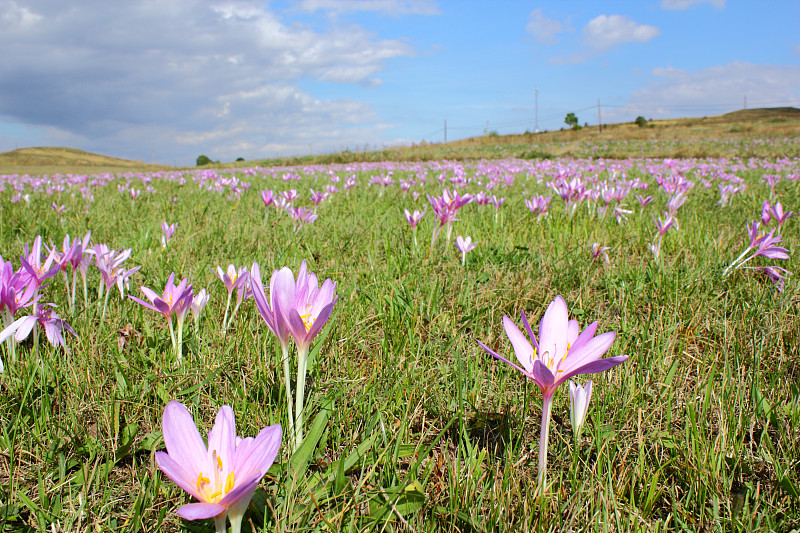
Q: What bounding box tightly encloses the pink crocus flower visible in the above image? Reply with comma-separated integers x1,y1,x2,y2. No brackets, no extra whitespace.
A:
46,235,80,312
478,296,627,492
251,262,297,443
752,265,791,292
454,235,477,266
635,194,653,213
0,303,77,363
725,221,789,282
252,260,336,449
649,212,678,260
212,265,249,333
129,273,193,361
155,401,281,533
51,202,70,216
524,195,551,221
260,189,275,208
590,243,611,264
92,244,141,322
761,200,772,226
190,288,210,329
403,208,426,247
161,222,177,248
569,380,592,438
291,207,318,232
769,202,797,231
19,236,60,294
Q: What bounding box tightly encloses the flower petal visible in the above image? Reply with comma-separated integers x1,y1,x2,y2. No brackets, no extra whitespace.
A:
555,355,628,389
532,359,555,393
176,502,226,520
561,331,616,374
477,340,529,376
538,296,569,364
232,424,282,476
502,315,534,374
155,451,205,502
162,401,210,480
207,405,237,468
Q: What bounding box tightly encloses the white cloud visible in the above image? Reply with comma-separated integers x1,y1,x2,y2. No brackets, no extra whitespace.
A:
624,62,800,119
0,1,42,28
525,9,570,45
0,0,416,163
661,0,725,10
296,0,440,15
583,14,660,51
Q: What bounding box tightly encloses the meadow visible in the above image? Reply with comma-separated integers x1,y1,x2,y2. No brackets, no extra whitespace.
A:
0,139,799,532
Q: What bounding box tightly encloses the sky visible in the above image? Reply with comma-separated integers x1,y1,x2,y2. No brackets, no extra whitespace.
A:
1,0,799,166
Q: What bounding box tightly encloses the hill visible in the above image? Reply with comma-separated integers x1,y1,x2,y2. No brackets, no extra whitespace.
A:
0,147,170,175
2,108,799,175
252,107,800,167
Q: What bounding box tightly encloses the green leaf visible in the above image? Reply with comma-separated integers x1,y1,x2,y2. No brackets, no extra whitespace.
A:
289,399,332,478
368,481,426,522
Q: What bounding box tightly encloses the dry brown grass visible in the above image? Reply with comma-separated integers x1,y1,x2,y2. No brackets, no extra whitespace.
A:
0,146,170,175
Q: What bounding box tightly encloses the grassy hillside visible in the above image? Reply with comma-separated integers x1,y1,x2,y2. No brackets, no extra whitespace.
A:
2,107,799,175
0,146,169,175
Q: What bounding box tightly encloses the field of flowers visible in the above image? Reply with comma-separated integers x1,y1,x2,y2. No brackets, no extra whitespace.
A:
1,146,799,531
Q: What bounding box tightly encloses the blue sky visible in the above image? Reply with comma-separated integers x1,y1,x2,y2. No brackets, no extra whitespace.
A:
1,0,798,165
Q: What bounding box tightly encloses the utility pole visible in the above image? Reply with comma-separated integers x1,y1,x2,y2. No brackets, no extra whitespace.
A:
597,99,602,132
444,119,447,144
744,95,747,109
535,86,539,132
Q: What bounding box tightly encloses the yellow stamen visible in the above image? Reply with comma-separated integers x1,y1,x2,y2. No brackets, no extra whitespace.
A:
196,473,210,489
300,312,315,332
209,490,222,502
217,456,223,470
225,471,236,493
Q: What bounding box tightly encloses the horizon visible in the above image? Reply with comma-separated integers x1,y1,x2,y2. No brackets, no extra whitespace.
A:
1,0,799,166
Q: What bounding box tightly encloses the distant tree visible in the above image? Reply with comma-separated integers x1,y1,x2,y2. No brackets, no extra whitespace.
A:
634,116,647,127
196,154,211,166
564,112,579,130
235,157,245,162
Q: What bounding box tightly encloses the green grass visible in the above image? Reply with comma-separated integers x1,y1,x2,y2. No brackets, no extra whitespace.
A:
0,147,799,531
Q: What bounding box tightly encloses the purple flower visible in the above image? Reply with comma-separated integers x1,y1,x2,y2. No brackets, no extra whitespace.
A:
129,272,193,321
404,209,426,248
524,195,551,220
212,265,249,333
569,380,592,438
769,202,797,230
478,296,626,491
20,236,60,292
590,243,611,264
455,235,477,266
129,273,193,360
155,401,281,532
403,209,426,229
260,189,275,208
251,260,336,449
0,303,77,360
161,222,177,248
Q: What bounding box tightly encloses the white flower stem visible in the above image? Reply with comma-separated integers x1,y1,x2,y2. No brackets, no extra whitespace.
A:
723,246,753,277
222,291,232,334
537,393,554,497
168,317,177,354
213,514,227,533
100,288,111,324
281,343,295,449
294,345,310,449
176,317,184,362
